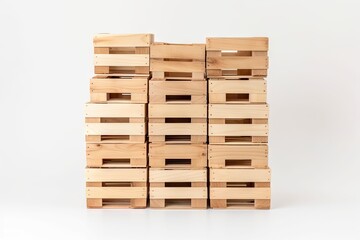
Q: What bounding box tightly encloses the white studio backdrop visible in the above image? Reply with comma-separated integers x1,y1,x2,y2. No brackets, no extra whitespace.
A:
0,0,359,239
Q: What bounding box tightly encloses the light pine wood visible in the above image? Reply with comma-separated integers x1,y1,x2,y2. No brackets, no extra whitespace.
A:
94,54,149,67
210,188,271,200
209,79,266,93
151,60,205,73
208,144,268,168
87,187,146,198
149,143,207,158
86,168,147,182
150,169,207,182
150,187,207,199
207,56,268,69
85,123,145,135
206,37,268,51
85,103,145,118
149,123,206,135
149,104,207,118
93,34,153,47
149,81,206,96
209,124,268,136
209,104,268,119
86,143,147,167
210,169,271,182
91,78,147,93
151,43,205,60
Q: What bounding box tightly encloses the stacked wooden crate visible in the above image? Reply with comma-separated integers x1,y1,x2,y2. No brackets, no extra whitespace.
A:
207,37,271,209
85,34,153,208
148,43,208,208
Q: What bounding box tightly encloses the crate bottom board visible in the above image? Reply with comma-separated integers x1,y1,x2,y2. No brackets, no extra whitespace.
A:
150,199,207,209
87,198,147,209
210,199,270,209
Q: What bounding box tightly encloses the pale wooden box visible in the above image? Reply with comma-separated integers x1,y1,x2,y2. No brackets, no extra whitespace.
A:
206,37,268,78
86,168,147,208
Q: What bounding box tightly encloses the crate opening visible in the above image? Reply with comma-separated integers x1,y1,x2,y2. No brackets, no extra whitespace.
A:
165,182,192,187
221,50,252,56
165,135,191,142
107,93,131,101
225,118,252,124
226,182,255,188
108,67,137,75
100,118,130,123
164,58,194,62
109,47,136,54
103,159,131,167
237,69,252,76
225,159,252,168
102,182,132,187
165,118,191,123
165,158,191,166
225,136,252,142
165,72,192,78
101,135,130,141
227,199,254,207
165,199,191,207
103,199,131,207
226,93,249,102
166,95,191,102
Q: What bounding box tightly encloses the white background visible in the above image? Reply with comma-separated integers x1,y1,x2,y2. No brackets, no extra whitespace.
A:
1,0,360,239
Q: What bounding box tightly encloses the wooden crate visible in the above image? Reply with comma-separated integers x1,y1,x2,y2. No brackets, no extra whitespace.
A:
149,143,207,168
209,78,266,103
206,37,268,78
85,103,146,143
149,80,206,104
209,104,268,144
149,104,207,143
149,169,207,208
210,168,271,209
94,34,153,75
86,168,147,208
150,43,205,80
208,144,268,168
90,75,148,103
86,143,147,168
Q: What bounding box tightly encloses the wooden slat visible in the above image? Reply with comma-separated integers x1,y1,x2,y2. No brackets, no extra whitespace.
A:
150,169,207,182
150,60,205,72
206,37,268,51
87,143,146,159
209,124,268,136
210,169,271,182
87,187,146,198
86,168,147,182
149,123,206,135
85,104,145,118
90,79,147,93
149,104,207,118
93,34,153,47
210,188,271,199
209,104,268,119
207,56,268,69
208,145,267,160
150,188,207,199
86,123,145,135
94,54,149,67
149,143,207,158
209,80,266,94
151,44,205,60
149,81,206,95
